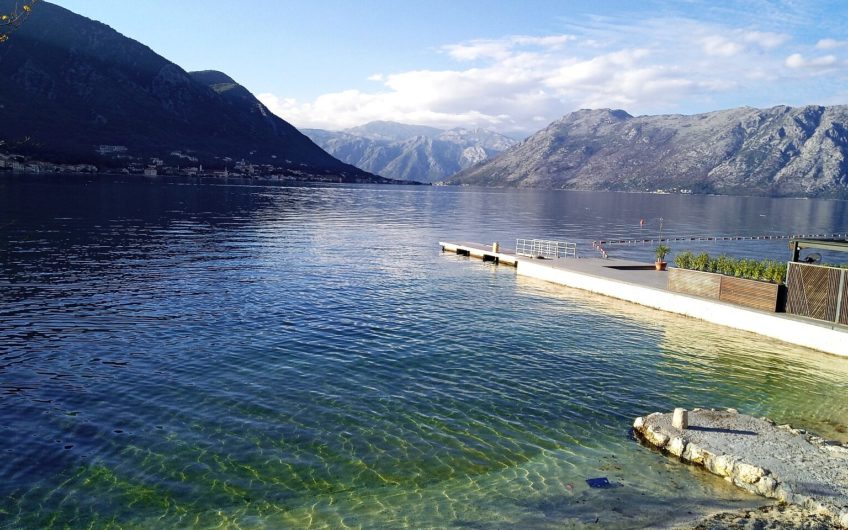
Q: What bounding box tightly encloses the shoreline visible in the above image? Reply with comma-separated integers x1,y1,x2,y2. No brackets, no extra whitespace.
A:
634,409,848,528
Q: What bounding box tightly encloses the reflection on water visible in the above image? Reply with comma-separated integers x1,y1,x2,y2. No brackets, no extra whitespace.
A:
1,175,847,528
517,275,848,443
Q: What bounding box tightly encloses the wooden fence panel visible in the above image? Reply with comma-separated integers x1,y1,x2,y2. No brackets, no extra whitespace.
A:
786,262,841,322
719,275,779,312
667,268,721,299
840,273,848,325
668,268,781,312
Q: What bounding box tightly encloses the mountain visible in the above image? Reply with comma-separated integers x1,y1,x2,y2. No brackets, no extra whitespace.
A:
344,121,444,142
0,1,385,181
303,122,517,183
449,106,848,198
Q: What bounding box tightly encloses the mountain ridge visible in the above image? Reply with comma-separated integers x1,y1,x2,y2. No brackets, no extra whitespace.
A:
303,121,517,183
0,0,386,182
449,106,848,198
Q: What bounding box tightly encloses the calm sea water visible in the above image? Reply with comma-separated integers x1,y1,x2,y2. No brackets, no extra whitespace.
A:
2,175,848,529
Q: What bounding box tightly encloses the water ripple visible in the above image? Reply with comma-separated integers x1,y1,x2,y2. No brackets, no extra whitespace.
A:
1,177,848,528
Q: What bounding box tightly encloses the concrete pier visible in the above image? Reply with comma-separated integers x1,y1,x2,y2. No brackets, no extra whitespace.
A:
439,242,518,266
439,241,848,357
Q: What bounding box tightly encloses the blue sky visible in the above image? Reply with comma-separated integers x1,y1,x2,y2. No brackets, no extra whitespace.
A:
54,1,848,134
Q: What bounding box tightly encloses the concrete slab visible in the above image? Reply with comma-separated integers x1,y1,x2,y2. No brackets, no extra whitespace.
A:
542,257,670,290
516,257,848,356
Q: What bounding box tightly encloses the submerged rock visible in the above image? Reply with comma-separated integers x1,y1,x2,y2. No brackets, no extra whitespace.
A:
632,408,848,527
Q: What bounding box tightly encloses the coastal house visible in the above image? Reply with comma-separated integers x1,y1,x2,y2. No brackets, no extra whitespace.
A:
97,145,127,155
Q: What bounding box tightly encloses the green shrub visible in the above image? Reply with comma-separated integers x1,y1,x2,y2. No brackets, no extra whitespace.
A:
714,255,733,276
764,261,787,284
674,251,693,269
693,252,710,272
673,251,786,284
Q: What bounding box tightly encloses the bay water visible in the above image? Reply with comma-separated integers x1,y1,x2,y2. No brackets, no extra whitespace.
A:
2,175,848,528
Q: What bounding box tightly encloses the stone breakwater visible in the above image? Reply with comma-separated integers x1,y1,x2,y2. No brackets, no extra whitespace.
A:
633,408,848,527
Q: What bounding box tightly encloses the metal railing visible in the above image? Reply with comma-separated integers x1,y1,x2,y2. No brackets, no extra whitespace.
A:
515,239,577,259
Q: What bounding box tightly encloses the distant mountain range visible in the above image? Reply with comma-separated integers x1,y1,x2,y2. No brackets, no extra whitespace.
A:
303,121,517,183
5,3,848,196
450,106,848,198
0,0,387,182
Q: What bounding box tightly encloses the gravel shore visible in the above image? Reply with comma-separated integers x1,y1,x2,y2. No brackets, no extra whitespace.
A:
692,503,839,529
633,408,848,528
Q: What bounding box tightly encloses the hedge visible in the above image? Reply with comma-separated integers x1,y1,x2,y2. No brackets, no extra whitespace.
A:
673,252,786,284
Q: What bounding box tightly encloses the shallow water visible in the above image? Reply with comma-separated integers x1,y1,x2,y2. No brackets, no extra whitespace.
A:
1,175,848,528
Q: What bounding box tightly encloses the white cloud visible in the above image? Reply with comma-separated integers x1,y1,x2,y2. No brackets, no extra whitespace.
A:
743,31,789,49
444,40,511,61
816,38,847,50
443,34,575,61
546,49,651,87
702,35,743,56
512,35,575,48
701,30,788,57
785,53,838,70
258,19,846,134
784,53,804,68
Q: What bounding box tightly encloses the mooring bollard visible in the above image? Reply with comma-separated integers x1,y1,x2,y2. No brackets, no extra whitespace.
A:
492,242,500,252
672,408,688,430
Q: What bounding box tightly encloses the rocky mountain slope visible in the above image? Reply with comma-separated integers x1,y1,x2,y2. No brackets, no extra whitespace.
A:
303,122,517,183
0,1,382,181
343,121,444,142
450,106,848,198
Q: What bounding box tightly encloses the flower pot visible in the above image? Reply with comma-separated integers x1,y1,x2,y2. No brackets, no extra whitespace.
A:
655,261,667,271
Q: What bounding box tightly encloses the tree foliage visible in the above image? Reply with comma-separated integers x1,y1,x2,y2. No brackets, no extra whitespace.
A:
0,0,39,43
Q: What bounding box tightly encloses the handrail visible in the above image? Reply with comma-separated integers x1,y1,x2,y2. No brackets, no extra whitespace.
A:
515,238,577,259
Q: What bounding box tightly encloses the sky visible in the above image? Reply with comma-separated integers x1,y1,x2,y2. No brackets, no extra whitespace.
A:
53,0,848,135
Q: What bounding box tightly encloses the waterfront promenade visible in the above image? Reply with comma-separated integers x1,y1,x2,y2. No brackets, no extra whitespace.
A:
440,241,848,357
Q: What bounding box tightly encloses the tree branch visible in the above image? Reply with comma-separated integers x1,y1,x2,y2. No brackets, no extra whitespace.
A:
0,0,40,43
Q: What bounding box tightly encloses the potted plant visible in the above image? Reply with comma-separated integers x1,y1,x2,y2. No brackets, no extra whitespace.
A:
655,244,670,271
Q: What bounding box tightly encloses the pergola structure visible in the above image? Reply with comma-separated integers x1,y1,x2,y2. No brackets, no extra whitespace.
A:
789,238,848,263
